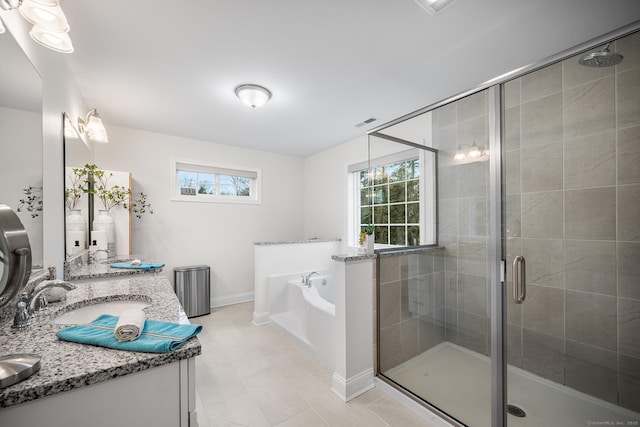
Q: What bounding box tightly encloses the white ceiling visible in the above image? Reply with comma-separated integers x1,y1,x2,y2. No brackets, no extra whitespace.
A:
61,0,640,157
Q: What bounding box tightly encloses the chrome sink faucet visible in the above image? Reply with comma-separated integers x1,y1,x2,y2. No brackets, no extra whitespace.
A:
88,249,109,265
13,280,76,329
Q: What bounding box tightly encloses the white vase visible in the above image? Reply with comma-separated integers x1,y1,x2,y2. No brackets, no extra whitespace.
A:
65,209,86,256
93,209,116,258
366,234,374,254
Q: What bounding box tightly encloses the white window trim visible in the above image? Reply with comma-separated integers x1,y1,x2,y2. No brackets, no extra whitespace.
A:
170,158,262,205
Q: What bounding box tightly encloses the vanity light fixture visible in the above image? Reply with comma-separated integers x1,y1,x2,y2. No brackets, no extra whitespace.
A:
414,0,457,15
468,142,481,158
454,142,488,162
63,115,79,139
78,109,109,143
0,0,73,53
234,84,272,108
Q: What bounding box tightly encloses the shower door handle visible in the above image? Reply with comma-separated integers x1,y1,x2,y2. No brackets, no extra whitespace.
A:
512,255,526,304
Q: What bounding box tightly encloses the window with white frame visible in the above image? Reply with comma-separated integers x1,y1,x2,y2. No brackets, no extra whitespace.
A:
171,159,261,204
349,146,436,248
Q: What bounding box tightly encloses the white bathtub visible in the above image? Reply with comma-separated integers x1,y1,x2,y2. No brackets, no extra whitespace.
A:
268,272,335,369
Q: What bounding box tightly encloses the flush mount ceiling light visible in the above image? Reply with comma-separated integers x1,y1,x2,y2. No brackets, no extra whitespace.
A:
0,0,73,53
78,109,109,143
414,0,457,15
234,84,272,108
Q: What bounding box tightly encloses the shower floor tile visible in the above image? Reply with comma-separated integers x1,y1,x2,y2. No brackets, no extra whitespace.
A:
385,342,640,427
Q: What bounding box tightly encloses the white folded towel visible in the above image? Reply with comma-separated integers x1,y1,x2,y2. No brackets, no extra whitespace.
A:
114,309,146,342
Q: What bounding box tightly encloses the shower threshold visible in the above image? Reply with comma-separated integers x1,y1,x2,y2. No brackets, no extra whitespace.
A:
385,342,639,427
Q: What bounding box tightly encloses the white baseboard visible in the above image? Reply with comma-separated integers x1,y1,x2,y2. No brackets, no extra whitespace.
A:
211,292,254,308
331,368,374,402
252,311,270,326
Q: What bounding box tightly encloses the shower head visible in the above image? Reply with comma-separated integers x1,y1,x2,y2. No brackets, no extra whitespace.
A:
579,43,623,67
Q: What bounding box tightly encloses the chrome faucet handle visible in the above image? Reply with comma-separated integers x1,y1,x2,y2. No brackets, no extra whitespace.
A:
13,301,32,329
33,293,49,313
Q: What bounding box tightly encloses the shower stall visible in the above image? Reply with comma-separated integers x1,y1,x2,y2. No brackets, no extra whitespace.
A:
373,27,640,427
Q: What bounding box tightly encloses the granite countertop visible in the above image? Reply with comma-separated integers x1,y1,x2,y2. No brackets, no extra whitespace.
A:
0,275,200,409
65,261,163,281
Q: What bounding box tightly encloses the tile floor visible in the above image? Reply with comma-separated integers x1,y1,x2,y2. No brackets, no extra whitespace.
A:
190,302,436,427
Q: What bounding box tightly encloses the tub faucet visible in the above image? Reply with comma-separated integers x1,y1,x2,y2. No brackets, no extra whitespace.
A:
13,280,76,329
302,271,319,287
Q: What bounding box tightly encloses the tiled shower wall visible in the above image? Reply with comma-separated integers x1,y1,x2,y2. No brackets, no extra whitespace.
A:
378,248,446,372
504,31,640,412
378,30,639,413
433,89,492,356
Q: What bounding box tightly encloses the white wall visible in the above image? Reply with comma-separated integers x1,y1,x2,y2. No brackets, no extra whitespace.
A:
94,125,305,303
303,136,369,248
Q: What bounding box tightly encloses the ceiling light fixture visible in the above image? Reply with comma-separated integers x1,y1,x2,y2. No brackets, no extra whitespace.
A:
414,0,457,15
0,0,73,53
234,84,272,108
78,109,109,143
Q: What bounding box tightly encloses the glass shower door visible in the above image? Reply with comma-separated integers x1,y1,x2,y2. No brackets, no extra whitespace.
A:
377,87,496,427
502,30,640,427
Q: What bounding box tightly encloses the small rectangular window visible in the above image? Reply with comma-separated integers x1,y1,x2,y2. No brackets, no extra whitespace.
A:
171,159,261,204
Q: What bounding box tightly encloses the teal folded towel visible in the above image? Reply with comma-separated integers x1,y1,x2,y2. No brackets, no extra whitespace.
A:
57,314,202,353
110,262,165,270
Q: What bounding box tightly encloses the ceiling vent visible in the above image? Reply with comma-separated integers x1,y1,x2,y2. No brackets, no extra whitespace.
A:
355,117,377,128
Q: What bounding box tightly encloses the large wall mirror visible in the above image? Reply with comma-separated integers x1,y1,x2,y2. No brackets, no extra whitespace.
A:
0,25,44,268
362,112,438,250
63,114,92,259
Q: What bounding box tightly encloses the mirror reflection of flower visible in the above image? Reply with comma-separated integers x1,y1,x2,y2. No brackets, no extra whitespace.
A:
84,164,153,219
65,166,89,210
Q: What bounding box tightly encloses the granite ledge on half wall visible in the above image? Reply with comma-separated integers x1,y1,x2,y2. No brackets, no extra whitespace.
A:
376,245,445,257
332,253,376,263
254,238,341,246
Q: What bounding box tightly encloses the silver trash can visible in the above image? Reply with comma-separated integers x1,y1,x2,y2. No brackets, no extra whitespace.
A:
174,265,210,318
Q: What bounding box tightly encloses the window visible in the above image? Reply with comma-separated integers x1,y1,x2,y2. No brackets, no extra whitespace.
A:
171,159,261,204
349,145,436,248
360,157,421,246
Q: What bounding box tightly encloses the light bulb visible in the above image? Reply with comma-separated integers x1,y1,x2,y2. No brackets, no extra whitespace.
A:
454,146,465,160
469,142,481,158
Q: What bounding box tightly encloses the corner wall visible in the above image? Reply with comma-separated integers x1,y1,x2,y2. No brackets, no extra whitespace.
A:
303,135,369,247
94,125,305,305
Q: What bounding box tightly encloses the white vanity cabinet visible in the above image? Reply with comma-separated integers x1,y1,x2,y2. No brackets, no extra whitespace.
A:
0,357,198,427
0,276,201,427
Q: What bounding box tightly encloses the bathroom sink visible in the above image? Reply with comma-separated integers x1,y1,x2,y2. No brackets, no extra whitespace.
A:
52,300,149,325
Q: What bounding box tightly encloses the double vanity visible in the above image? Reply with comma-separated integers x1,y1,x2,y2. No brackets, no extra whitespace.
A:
0,268,201,427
